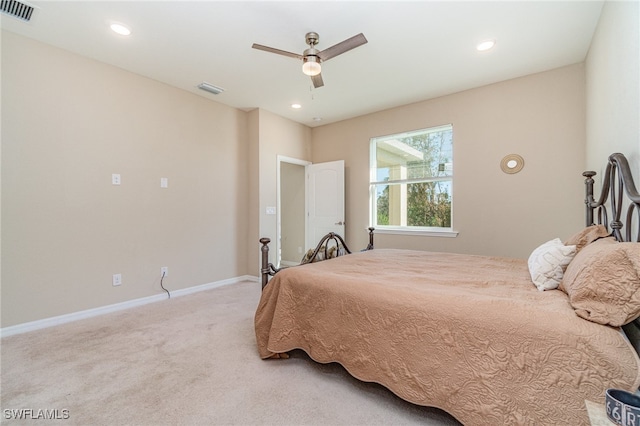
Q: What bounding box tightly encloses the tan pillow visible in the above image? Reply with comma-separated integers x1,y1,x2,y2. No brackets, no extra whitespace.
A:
564,225,610,252
561,238,640,326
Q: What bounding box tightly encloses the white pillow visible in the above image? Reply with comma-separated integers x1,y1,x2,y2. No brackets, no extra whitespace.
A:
528,238,577,291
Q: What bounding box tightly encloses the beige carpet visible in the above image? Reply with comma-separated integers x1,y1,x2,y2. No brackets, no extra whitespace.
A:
1,281,460,425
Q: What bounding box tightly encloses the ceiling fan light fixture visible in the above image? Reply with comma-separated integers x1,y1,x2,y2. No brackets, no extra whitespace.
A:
302,57,321,76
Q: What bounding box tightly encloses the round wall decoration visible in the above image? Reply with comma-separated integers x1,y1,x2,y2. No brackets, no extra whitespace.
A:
500,154,525,174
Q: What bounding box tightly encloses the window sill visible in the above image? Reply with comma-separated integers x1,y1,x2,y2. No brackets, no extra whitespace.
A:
371,227,459,238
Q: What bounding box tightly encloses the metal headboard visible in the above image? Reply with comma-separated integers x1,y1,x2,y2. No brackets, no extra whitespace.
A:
583,153,640,243
584,153,640,356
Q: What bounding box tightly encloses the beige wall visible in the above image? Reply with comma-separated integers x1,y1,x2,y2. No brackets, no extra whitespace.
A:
1,32,249,327
246,109,260,276
311,64,586,258
254,109,311,270
585,0,639,181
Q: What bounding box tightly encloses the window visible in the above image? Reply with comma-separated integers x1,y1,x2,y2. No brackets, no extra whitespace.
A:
370,125,453,233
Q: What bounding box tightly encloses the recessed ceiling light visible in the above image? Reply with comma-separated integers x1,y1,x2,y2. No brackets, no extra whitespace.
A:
110,23,131,36
313,117,322,122
291,103,302,109
476,39,495,52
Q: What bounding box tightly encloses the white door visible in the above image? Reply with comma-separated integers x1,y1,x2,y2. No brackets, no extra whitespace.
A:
306,160,345,249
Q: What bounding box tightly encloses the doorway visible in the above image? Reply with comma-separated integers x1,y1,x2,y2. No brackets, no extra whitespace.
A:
277,156,311,267
277,156,346,268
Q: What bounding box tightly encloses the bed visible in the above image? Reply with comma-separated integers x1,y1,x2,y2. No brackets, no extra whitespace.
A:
255,152,640,425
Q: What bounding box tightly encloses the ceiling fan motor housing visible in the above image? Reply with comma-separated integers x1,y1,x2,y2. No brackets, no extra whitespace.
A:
303,48,320,62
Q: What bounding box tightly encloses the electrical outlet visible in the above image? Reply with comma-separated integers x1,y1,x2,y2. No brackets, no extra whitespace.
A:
161,267,168,277
112,174,121,185
113,273,122,286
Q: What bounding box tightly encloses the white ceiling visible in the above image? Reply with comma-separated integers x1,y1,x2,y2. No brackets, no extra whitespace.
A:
1,1,604,127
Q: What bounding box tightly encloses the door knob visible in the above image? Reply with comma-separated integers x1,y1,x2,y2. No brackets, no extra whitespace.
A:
334,221,345,225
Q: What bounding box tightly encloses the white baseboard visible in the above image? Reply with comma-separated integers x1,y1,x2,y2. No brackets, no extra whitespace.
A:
0,275,260,338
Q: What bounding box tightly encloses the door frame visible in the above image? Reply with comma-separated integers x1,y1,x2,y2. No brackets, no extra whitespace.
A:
277,155,311,268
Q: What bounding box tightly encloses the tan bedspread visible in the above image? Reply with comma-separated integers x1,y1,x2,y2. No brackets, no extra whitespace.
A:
255,249,640,425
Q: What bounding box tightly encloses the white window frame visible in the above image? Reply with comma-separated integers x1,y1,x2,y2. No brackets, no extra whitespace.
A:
369,125,458,237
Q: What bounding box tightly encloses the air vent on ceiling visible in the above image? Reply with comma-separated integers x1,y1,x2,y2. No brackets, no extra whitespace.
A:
198,82,225,95
1,0,36,22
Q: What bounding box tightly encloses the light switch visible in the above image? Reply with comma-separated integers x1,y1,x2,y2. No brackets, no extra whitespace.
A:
266,206,276,215
160,177,168,188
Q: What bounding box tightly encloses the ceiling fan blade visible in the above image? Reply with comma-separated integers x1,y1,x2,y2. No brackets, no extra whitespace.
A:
318,33,367,61
252,43,303,60
311,73,324,89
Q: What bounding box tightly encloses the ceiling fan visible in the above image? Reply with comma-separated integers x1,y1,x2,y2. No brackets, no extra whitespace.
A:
252,32,368,88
